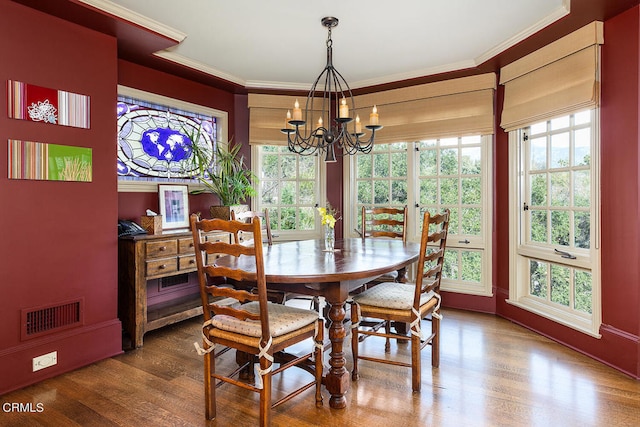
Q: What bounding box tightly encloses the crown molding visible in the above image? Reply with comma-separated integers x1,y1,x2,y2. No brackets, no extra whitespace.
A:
474,1,570,66
76,0,186,42
153,51,246,87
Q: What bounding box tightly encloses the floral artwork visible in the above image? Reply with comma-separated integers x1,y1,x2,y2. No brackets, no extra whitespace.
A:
7,80,90,129
8,140,92,182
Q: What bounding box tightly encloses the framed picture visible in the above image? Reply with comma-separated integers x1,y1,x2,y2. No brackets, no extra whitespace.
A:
158,184,190,229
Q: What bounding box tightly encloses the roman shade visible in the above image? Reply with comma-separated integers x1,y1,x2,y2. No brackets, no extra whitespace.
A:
500,21,604,131
353,73,496,143
248,73,496,146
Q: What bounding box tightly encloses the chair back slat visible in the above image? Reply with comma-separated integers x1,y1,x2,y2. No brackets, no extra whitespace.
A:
231,209,273,246
413,209,450,308
190,214,271,339
361,206,408,242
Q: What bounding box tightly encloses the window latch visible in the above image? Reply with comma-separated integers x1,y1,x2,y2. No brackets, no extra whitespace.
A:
523,202,529,211
554,248,576,259
458,239,470,244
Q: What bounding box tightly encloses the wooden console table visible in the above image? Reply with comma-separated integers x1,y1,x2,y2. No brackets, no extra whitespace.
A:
118,230,228,348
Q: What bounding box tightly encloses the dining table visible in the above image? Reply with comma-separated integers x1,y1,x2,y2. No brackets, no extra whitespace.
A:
215,237,421,409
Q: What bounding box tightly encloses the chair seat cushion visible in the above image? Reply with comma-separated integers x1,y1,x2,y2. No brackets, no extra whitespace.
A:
212,301,318,338
352,282,435,310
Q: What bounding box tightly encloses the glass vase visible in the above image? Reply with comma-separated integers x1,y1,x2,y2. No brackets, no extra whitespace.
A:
324,225,335,252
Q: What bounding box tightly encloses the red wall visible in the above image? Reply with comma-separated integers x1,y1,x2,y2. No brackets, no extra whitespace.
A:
491,7,640,378
0,1,122,393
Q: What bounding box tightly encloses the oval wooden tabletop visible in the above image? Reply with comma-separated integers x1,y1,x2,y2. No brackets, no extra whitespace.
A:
215,238,421,283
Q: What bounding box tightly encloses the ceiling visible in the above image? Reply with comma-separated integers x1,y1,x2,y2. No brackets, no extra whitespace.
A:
96,0,569,90
12,0,640,92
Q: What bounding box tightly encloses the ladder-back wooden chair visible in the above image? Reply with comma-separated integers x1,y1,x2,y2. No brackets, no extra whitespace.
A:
190,214,324,425
350,209,450,392
360,206,409,285
231,209,273,246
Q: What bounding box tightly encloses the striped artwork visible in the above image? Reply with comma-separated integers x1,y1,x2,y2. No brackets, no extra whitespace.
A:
8,140,92,182
7,80,90,129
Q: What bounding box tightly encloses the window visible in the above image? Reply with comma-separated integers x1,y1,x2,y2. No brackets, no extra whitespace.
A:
346,136,493,296
117,86,228,193
508,110,601,337
252,146,324,240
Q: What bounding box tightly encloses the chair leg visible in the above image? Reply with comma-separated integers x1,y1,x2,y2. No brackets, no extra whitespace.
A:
411,325,421,392
204,349,216,419
350,303,360,381
384,320,391,352
432,314,440,368
315,320,324,407
258,356,272,427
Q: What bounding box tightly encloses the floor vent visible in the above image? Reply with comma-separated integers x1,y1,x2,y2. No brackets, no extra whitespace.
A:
21,299,83,340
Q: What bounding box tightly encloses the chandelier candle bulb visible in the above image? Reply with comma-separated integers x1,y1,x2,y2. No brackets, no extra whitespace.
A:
317,117,324,135
285,110,292,128
355,115,362,133
292,100,302,121
339,98,349,118
369,105,379,125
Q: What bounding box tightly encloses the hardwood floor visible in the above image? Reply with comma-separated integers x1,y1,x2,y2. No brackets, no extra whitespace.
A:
2,308,639,426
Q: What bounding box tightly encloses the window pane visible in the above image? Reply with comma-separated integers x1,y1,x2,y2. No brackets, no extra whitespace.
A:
574,128,591,166
262,154,278,179
461,251,482,282
550,172,570,206
261,182,278,205
550,264,570,306
550,132,570,168
461,177,481,204
574,110,591,125
462,208,481,235
574,170,590,207
374,180,389,204
281,154,296,179
529,260,547,298
299,207,315,230
373,153,389,177
299,181,314,204
440,148,458,175
574,211,590,249
448,207,459,236
358,155,372,178
419,179,437,205
299,156,316,179
391,180,407,204
551,115,570,130
280,181,295,204
551,210,570,246
391,152,407,177
530,174,547,206
461,147,481,174
530,210,548,243
357,181,372,204
280,207,295,230
440,178,459,204
419,149,437,175
530,137,547,170
574,270,593,314
443,249,459,280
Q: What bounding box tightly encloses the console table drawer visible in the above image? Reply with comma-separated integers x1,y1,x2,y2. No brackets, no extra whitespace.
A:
179,255,197,270
178,237,195,254
146,258,178,277
146,239,178,258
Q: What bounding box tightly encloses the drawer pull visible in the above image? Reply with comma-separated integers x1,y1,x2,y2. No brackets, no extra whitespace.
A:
159,246,167,251
189,260,195,264
158,264,167,269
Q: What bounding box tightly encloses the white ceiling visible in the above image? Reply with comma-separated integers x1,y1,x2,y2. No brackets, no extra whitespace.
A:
92,0,568,90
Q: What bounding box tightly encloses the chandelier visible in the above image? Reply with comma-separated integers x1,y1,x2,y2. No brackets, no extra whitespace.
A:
281,17,382,162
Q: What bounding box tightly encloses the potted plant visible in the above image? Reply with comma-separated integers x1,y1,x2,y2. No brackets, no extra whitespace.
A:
187,129,257,219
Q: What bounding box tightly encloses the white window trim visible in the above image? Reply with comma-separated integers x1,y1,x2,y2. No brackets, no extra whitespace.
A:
117,85,229,193
507,111,602,338
342,136,493,297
